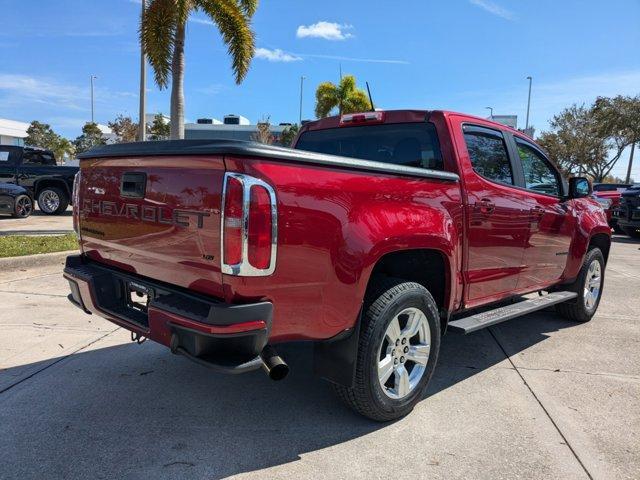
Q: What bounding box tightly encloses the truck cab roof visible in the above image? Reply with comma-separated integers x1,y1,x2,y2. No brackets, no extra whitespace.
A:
299,109,533,141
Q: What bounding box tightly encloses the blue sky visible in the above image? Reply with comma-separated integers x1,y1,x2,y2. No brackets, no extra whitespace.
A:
0,0,639,177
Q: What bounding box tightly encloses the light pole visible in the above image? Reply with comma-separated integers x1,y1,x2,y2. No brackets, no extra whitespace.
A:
138,0,147,141
525,76,533,130
90,75,98,124
486,106,493,119
299,76,306,125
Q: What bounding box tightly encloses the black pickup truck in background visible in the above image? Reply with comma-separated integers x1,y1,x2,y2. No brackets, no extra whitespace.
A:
0,145,78,215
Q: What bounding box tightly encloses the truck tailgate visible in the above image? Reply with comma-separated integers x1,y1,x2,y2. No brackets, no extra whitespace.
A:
78,155,226,299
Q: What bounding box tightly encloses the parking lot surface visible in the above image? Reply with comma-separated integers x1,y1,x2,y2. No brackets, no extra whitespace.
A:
0,208,73,236
0,236,638,479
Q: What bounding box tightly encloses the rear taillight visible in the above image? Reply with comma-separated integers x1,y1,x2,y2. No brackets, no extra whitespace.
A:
223,176,243,265
339,111,385,126
248,185,273,269
221,172,277,276
72,171,81,239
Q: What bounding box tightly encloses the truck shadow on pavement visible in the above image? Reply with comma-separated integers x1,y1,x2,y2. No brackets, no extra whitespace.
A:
0,310,578,479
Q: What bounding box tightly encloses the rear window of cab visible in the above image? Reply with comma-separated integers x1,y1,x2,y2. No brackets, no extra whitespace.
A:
296,123,444,171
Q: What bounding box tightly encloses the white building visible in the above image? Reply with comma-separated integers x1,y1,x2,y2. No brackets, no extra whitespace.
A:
0,118,29,146
96,123,117,144
185,114,290,144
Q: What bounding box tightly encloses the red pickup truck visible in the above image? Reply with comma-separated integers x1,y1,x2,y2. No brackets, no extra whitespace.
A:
64,110,610,421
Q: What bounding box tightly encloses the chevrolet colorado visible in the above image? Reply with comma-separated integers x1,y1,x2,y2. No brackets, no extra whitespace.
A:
64,110,610,421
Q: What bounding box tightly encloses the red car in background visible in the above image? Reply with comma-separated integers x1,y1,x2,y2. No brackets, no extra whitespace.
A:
592,183,632,232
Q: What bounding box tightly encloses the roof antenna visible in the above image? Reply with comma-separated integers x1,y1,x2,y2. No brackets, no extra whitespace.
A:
366,81,375,111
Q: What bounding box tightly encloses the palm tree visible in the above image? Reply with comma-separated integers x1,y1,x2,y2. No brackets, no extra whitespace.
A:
314,75,372,119
141,0,257,139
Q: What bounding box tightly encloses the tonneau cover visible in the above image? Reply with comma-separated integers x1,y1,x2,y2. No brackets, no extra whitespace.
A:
78,139,459,182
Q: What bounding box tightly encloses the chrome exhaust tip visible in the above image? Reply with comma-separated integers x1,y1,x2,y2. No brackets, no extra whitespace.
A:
260,345,289,381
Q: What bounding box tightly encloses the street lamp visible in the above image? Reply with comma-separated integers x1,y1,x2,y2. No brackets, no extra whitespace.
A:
299,76,306,125
90,75,98,124
525,76,533,130
485,106,494,119
138,0,147,141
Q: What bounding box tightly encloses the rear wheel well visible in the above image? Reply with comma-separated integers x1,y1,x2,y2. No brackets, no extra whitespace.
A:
35,180,69,198
589,233,611,263
369,249,448,328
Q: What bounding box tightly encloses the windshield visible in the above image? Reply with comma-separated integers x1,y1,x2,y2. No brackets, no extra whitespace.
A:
295,122,444,171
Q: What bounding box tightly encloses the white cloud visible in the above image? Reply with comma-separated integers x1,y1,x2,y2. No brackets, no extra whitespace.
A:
196,84,225,95
296,21,354,41
255,48,302,62
299,53,408,65
0,74,134,111
189,17,214,26
468,0,515,20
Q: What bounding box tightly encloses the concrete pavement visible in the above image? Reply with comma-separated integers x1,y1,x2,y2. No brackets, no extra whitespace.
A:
0,236,638,479
0,207,73,236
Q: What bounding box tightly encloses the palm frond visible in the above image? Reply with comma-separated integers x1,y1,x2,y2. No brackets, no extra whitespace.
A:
141,0,179,89
237,0,259,16
315,82,339,118
341,89,370,114
197,0,256,84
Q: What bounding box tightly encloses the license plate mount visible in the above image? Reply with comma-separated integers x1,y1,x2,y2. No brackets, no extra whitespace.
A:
126,281,153,315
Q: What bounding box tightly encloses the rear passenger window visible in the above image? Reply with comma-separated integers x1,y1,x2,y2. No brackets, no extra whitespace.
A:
463,129,514,185
23,150,56,166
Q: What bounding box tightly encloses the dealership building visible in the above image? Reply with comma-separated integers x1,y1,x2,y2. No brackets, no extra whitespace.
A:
185,114,291,144
0,118,29,146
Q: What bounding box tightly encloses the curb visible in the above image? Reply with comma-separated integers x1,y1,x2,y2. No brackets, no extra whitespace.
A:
0,250,77,271
0,230,74,237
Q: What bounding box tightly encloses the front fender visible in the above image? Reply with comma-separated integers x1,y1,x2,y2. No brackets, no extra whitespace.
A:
563,199,611,281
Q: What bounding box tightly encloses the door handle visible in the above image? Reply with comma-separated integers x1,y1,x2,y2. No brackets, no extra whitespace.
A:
476,198,495,214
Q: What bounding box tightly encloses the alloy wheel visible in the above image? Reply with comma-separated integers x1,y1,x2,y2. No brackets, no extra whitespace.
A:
377,307,431,399
16,196,32,217
583,260,602,311
39,190,60,213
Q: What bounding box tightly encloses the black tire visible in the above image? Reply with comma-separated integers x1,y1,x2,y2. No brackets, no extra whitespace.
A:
37,186,69,215
12,194,33,218
622,226,640,239
556,247,605,322
332,278,441,421
612,223,624,235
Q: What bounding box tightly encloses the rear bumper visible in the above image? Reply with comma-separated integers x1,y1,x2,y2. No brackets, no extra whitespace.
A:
63,254,272,374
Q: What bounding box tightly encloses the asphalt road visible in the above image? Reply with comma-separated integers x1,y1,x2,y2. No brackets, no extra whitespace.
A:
0,236,638,479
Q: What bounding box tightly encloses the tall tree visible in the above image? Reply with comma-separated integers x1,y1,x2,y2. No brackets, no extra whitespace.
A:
74,122,106,154
25,121,58,149
279,123,299,147
251,116,273,144
25,121,75,162
592,95,640,183
539,97,640,181
537,104,609,180
50,137,76,163
148,113,171,140
141,0,257,140
108,115,139,143
315,75,371,118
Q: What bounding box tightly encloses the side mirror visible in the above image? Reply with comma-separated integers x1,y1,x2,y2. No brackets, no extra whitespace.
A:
568,177,592,199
